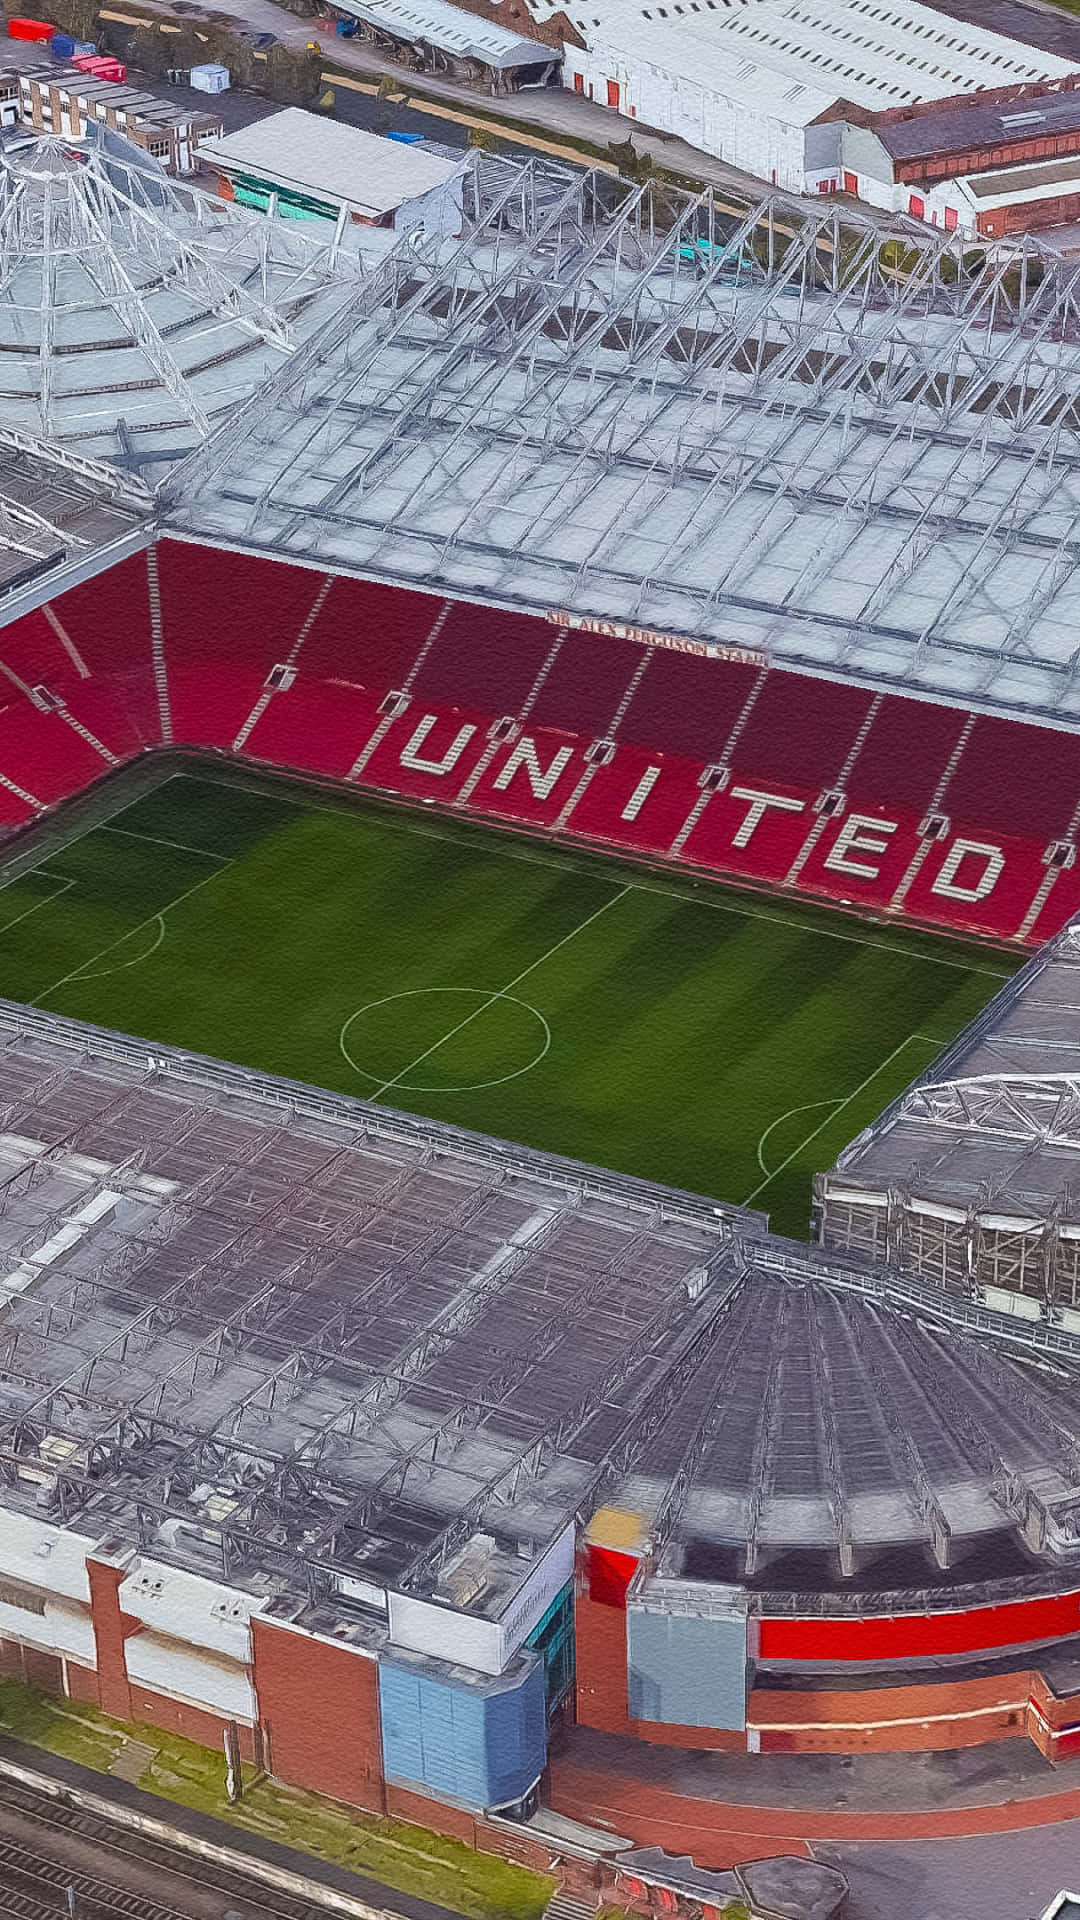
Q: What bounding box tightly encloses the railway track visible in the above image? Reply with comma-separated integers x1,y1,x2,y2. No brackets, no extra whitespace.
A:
0,1773,363,1920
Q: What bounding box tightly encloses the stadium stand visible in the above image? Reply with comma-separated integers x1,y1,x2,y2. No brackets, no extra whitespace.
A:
3,541,1080,948
409,598,556,714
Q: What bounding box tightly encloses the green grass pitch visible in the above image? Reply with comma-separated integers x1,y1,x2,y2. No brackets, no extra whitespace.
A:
0,764,1018,1237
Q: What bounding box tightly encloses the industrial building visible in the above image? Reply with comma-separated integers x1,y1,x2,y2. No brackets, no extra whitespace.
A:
6,63,223,172
542,0,1077,194
333,0,561,91
807,76,1080,236
198,107,467,233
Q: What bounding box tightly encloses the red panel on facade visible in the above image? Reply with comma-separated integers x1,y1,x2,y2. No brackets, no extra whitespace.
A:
760,1588,1080,1662
586,1541,639,1606
251,1615,385,1812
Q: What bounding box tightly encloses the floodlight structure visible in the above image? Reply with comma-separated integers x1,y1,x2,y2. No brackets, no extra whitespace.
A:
172,155,1080,727
0,129,357,473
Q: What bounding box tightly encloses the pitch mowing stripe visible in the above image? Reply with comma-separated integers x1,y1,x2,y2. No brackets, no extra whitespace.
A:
366,885,633,1103
190,774,1014,980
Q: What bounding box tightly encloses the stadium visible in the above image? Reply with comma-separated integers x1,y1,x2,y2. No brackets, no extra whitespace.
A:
4,114,1080,1878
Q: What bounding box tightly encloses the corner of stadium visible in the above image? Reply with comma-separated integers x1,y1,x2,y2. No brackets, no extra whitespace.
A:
4,123,1080,1891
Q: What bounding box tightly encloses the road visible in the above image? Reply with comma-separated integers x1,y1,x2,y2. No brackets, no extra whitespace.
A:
105,0,782,195
819,1824,1080,1920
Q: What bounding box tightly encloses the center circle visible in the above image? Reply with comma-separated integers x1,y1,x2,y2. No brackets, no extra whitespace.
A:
339,988,551,1094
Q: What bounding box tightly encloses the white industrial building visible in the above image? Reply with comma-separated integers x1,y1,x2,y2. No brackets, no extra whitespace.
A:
539,0,1076,192
198,108,467,235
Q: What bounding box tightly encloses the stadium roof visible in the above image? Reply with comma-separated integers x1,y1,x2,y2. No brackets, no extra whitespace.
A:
822,916,1080,1229
0,127,356,474
0,427,150,615
4,1000,1080,1625
169,156,1080,729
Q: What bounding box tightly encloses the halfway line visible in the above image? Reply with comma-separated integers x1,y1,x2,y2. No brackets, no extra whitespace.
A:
367,884,633,1103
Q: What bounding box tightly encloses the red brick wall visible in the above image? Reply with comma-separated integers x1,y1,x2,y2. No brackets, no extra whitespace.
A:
575,1589,629,1733
87,1560,134,1721
128,1684,255,1760
251,1616,385,1812
386,1780,477,1843
65,1660,100,1707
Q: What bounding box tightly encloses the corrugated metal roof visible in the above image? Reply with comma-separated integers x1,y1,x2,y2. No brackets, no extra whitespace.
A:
336,0,549,67
198,107,465,215
545,0,1073,124
962,153,1080,198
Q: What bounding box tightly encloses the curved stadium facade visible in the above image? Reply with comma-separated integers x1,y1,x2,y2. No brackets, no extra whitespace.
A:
5,126,1080,1856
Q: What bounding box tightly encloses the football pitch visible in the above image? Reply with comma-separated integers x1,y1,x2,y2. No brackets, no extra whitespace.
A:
0,765,1018,1237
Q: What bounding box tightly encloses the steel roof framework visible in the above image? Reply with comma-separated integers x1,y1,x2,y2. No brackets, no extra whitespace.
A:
171,156,1080,725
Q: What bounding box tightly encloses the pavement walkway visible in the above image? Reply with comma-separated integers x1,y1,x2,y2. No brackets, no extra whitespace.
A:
548,1726,1080,1867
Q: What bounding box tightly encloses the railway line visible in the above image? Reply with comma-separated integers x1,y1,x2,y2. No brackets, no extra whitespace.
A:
0,1772,382,1920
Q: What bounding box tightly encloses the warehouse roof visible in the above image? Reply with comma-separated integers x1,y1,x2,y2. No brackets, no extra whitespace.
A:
198,109,465,217
535,0,1073,127
337,0,551,66
876,84,1080,163
3,999,1080,1622
962,154,1080,199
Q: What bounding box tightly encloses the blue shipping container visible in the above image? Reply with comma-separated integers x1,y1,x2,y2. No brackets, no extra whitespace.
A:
379,1651,546,1812
50,32,75,56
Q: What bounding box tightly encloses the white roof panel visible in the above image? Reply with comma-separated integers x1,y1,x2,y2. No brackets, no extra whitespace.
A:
564,0,1073,122
199,108,465,216
337,0,549,65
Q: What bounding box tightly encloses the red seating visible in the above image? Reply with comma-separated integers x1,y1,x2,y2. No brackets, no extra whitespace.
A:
620,651,760,762
528,629,644,737
158,541,320,672
295,572,447,690
0,605,82,695
845,695,963,816
1,538,1079,950
244,679,383,781
945,715,1080,843
570,747,708,856
728,673,874,789
410,600,554,714
0,694,104,803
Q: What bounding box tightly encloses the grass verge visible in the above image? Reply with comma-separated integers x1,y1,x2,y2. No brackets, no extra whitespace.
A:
0,1678,553,1920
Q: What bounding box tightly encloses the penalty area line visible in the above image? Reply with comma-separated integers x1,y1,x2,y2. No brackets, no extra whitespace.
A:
32,862,235,1007
743,1032,946,1210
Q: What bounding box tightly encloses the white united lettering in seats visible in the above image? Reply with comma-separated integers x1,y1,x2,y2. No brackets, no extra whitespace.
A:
393,728,1010,904
400,714,477,775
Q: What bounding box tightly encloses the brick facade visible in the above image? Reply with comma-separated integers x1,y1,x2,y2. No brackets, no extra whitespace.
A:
86,1558,136,1722
250,1616,385,1812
